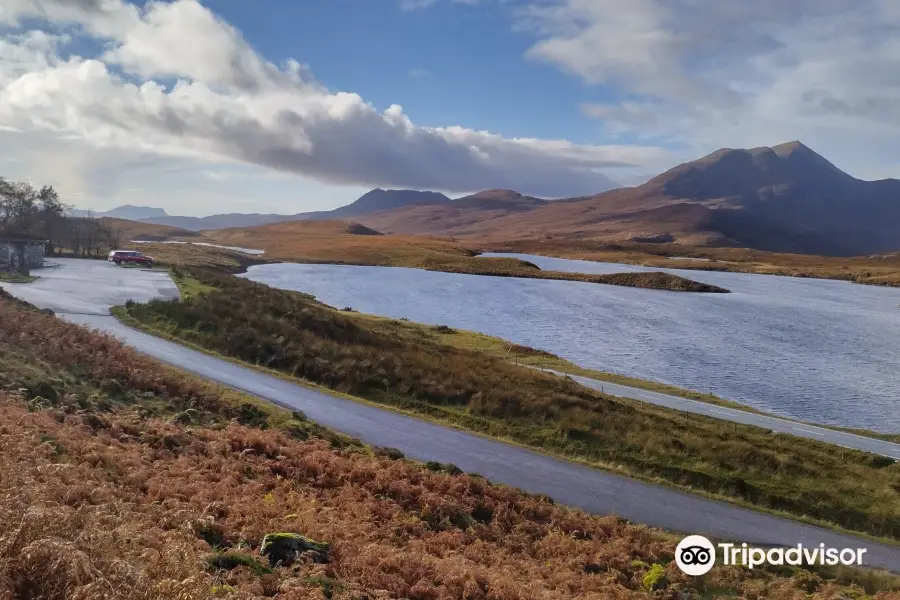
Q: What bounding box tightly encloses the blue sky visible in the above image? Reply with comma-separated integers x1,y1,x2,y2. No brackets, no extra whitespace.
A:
212,1,607,143
1,0,900,215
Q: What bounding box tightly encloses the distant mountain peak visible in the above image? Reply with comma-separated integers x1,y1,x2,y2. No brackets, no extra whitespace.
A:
465,189,524,200
654,141,855,200
116,204,166,212
344,189,452,214
357,188,447,199
109,205,169,219
769,140,846,176
695,141,818,163
69,204,169,220
771,140,810,156
433,189,549,212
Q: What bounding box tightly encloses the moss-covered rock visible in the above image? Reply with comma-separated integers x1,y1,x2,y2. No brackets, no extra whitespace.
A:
260,532,330,566
206,551,271,576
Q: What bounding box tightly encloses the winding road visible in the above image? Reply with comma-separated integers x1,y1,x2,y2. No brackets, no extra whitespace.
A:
4,258,900,572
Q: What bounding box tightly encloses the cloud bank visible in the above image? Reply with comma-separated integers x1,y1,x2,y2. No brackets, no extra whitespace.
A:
0,0,667,198
519,0,900,179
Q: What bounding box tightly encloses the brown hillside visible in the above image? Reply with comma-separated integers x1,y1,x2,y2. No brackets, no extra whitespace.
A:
356,142,900,256
453,189,548,208
203,220,722,291
206,219,473,265
100,216,207,242
2,299,893,598
359,189,549,236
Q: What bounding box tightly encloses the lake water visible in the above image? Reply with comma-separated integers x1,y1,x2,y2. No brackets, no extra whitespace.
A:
242,254,900,431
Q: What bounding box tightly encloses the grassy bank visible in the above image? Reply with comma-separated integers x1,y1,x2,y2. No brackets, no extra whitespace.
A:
205,220,726,292
6,295,893,597
118,269,900,543
381,317,900,444
490,239,900,287
357,314,757,410
410,255,729,292
0,272,38,283
133,241,268,273
0,290,341,444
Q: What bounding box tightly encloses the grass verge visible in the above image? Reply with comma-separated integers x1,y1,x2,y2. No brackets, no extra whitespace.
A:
396,318,900,444
377,315,756,411
0,272,38,283
135,241,268,273
114,268,900,544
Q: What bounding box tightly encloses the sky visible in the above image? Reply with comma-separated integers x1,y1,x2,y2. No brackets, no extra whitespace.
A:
1,1,900,216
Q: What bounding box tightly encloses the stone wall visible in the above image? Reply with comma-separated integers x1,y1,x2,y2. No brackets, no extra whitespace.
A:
24,242,44,268
0,241,45,270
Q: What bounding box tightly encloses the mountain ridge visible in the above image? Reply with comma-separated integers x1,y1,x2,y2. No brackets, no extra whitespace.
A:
356,189,551,236
354,141,900,256
137,189,453,230
69,205,169,220
80,141,900,256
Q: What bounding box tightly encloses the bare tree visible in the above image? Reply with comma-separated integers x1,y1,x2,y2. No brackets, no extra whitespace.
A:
81,210,98,257
63,217,85,257
99,219,123,252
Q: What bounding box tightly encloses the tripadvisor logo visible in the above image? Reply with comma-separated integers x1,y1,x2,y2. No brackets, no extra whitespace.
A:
675,535,868,576
676,535,716,575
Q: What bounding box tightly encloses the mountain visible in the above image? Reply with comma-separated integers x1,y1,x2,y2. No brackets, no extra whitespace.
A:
360,142,900,256
453,189,548,210
69,205,169,220
78,143,900,255
138,189,452,230
99,217,205,242
142,213,293,231
357,189,550,236
104,205,169,220
309,188,451,219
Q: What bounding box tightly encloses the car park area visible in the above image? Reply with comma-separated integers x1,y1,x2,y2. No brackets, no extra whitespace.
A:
0,257,179,315
108,249,156,267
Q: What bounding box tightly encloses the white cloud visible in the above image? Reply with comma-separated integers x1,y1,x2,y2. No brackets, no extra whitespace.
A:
520,0,900,179
400,0,437,9
0,0,665,201
200,170,235,182
0,128,371,216
408,68,434,79
400,0,480,9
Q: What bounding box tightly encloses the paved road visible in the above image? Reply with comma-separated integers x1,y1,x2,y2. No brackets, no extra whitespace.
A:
5,259,900,572
537,370,900,460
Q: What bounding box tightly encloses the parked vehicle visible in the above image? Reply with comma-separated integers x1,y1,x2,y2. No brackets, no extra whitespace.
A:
108,250,155,267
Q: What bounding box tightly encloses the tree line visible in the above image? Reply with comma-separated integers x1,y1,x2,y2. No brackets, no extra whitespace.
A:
0,177,122,257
